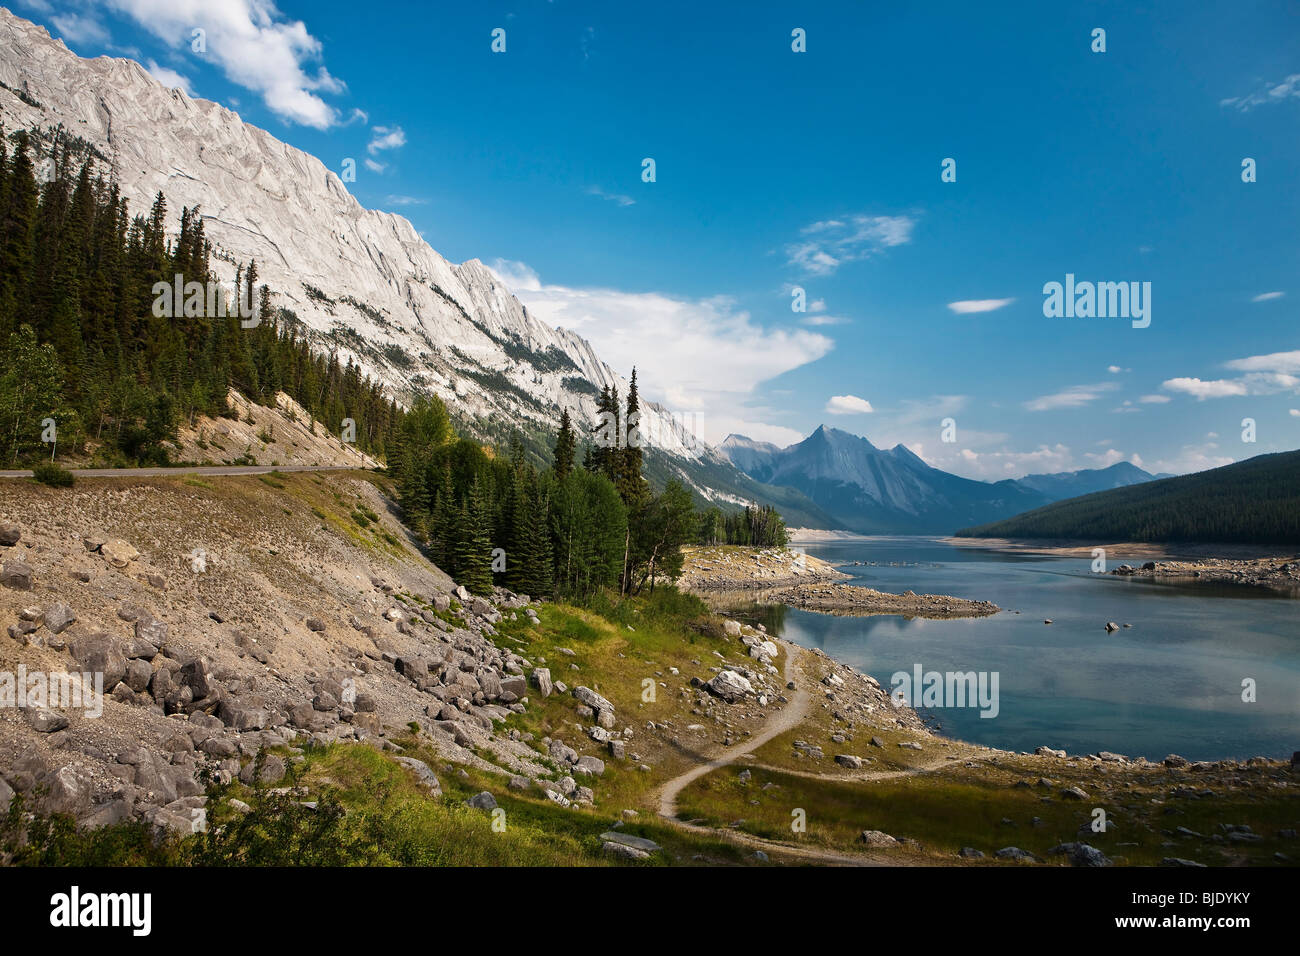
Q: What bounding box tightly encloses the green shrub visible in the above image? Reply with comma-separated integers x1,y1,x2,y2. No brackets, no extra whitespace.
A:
32,461,75,487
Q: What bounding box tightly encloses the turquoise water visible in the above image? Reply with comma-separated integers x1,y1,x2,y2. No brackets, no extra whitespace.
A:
745,538,1299,762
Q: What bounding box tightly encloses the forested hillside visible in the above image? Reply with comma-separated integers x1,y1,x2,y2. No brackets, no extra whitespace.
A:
1,127,793,602
955,451,1300,545
0,128,402,466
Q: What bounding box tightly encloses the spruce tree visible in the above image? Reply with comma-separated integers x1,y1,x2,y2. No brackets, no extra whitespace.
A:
553,407,576,479
458,476,495,595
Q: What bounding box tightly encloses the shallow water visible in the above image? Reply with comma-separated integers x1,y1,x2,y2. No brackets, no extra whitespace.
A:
732,537,1299,762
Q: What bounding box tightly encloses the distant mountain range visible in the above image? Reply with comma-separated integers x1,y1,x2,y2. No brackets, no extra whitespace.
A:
718,426,1164,534
956,450,1300,545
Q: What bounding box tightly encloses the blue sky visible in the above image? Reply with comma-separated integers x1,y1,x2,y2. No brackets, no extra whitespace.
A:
20,0,1300,478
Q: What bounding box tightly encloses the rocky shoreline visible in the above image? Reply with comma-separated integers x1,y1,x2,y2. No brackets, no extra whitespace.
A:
680,545,999,619
1111,556,1300,592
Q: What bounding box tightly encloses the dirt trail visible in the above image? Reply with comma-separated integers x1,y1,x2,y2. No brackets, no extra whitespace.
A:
653,643,928,866
656,646,813,820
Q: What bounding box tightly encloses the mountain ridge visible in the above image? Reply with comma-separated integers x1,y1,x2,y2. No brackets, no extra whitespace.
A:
718,425,1164,534
0,7,766,508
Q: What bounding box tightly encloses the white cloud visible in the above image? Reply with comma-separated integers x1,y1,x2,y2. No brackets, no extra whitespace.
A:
1149,444,1235,475
1290,409,1300,418
801,313,850,327
940,443,1075,479
145,59,193,94
1251,291,1284,302
1159,351,1300,402
363,158,386,174
105,0,348,128
1139,394,1171,403
946,298,1014,314
1023,382,1119,411
585,185,635,207
367,125,406,155
708,419,805,448
1085,448,1128,468
1221,74,1300,111
52,12,110,44
384,195,427,207
1223,349,1300,375
1162,377,1249,400
825,395,874,415
785,214,915,275
487,260,834,444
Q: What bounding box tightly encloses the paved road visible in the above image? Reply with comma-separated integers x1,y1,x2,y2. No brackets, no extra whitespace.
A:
0,464,371,478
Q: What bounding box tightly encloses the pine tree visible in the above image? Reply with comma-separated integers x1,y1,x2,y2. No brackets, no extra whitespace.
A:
553,407,576,479
430,466,457,573
457,476,495,595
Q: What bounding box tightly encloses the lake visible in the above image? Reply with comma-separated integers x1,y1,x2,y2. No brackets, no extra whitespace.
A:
733,537,1298,762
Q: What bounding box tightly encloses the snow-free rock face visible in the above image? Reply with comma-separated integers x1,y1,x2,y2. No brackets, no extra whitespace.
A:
720,425,1052,534
0,9,710,463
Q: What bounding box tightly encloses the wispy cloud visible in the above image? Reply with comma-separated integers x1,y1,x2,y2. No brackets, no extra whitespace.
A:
51,11,110,45
1223,349,1300,375
488,260,834,444
825,394,874,415
785,214,915,275
384,195,427,207
1023,382,1119,411
1221,73,1300,111
145,59,192,94
367,125,406,155
1251,291,1285,302
586,185,635,207
947,298,1014,315
104,0,349,129
1161,350,1300,400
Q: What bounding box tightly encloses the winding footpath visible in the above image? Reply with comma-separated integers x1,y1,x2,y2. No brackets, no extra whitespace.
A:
653,643,930,866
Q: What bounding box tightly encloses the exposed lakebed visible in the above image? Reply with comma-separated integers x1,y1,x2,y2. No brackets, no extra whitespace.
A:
730,537,1299,762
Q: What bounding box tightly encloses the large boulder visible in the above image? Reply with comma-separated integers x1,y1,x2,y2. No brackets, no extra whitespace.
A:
392,756,441,796
100,539,140,569
124,659,153,693
574,755,606,777
548,739,578,766
1049,842,1112,867
219,695,270,731
45,603,77,634
39,766,93,816
26,709,69,733
858,829,900,848
0,524,20,546
68,631,128,689
704,670,754,703
572,685,613,713
0,562,33,590
530,667,553,698
135,614,169,647
179,658,214,698
238,754,286,785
